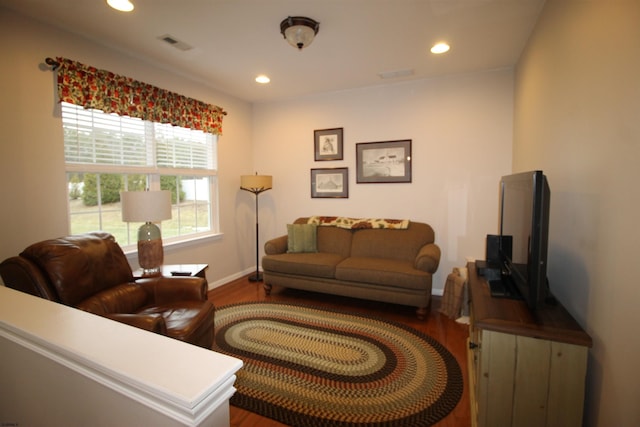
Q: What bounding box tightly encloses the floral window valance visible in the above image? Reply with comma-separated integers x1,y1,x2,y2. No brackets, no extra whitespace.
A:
54,57,226,135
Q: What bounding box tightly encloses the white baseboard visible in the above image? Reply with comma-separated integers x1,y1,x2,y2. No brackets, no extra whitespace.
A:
208,267,256,290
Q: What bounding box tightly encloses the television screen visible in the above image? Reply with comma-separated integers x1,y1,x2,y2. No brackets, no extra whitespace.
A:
499,170,550,310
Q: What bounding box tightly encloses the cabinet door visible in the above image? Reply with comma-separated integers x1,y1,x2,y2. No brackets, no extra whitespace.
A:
512,336,551,427
478,330,516,427
477,331,588,427
546,341,588,427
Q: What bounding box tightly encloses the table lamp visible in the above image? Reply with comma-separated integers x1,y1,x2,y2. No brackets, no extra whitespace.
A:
121,190,172,275
240,174,272,282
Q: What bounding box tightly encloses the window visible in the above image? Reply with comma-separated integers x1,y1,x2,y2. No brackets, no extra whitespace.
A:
62,102,219,248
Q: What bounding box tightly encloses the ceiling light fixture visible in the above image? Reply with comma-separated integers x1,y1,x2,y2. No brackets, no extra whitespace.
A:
255,75,271,84
107,0,134,12
431,42,450,54
280,16,320,50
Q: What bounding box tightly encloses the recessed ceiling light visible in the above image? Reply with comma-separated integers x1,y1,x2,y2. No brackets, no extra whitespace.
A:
107,0,134,12
255,75,271,84
430,42,450,54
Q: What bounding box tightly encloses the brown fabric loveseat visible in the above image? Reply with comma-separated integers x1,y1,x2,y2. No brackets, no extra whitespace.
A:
262,217,441,319
0,232,215,349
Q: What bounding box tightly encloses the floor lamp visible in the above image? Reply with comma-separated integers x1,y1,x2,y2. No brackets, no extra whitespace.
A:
240,174,272,282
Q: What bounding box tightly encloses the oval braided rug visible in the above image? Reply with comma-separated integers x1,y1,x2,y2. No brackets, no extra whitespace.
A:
213,302,463,427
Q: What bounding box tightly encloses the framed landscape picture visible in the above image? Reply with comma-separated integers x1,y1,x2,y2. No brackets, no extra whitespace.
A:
311,167,349,198
356,140,412,183
314,128,344,161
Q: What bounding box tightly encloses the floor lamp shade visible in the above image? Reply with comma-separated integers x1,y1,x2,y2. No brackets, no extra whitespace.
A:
121,191,172,275
240,175,272,192
240,175,272,282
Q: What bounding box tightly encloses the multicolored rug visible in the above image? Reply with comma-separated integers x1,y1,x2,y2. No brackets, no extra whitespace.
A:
213,302,463,427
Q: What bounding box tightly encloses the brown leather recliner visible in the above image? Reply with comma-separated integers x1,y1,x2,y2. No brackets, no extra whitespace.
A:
0,232,215,349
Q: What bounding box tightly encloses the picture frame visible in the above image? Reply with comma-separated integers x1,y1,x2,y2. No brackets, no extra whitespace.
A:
356,140,412,183
314,128,344,161
311,167,349,198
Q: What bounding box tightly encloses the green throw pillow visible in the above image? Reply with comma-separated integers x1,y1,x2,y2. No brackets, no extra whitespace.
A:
287,224,318,253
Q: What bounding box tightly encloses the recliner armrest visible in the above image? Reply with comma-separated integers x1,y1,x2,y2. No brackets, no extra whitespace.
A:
104,313,168,335
414,243,441,274
137,276,208,304
0,256,59,301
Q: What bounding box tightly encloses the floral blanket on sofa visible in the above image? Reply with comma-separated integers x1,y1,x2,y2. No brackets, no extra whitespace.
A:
307,216,410,230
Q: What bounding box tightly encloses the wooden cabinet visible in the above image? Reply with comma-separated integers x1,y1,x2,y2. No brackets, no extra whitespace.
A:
467,262,591,427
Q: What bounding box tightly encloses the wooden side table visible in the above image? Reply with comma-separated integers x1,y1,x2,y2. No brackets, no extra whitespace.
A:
132,264,208,280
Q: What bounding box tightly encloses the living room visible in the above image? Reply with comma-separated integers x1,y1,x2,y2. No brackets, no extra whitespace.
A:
0,1,638,426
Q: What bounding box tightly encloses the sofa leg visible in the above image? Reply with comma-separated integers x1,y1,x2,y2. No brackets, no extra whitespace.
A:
263,283,272,295
416,306,428,320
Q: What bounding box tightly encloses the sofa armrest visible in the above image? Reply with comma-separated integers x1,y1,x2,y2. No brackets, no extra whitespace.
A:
104,313,168,335
264,235,288,255
414,243,441,274
137,276,208,304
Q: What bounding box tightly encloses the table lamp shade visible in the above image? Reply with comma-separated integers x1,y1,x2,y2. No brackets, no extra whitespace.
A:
121,191,172,222
240,175,272,193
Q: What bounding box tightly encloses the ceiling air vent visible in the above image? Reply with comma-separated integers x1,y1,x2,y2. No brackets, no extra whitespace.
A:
158,34,193,51
378,69,414,80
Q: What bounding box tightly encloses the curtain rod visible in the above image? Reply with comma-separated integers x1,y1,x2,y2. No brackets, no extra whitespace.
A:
45,57,59,70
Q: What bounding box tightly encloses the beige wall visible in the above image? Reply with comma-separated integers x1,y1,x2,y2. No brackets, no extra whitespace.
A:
0,8,255,285
1,7,516,294
252,70,515,290
514,0,640,425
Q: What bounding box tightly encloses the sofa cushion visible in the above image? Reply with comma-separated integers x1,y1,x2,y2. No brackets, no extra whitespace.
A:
316,226,353,256
262,252,345,279
350,222,435,262
287,224,318,253
335,257,429,291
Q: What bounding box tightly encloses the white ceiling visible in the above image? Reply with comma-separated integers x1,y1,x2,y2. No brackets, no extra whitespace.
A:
1,0,545,103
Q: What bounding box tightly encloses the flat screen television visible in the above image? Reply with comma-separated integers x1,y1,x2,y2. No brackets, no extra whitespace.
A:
498,170,551,310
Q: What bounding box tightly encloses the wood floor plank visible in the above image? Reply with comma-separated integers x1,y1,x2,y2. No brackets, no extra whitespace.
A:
209,276,471,427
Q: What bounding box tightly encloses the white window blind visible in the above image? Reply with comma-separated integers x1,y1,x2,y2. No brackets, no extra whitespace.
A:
155,122,215,170
62,102,217,171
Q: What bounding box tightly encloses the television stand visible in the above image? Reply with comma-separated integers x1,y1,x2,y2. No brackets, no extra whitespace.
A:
467,261,592,427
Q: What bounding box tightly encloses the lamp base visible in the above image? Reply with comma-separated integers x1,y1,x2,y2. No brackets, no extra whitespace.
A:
138,222,164,274
248,272,263,282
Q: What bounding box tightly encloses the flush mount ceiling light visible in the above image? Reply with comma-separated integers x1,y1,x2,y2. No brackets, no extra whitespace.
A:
431,42,450,54
106,0,134,12
280,16,320,50
255,75,271,84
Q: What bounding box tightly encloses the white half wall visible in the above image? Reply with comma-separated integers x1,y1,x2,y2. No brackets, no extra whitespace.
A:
0,286,242,427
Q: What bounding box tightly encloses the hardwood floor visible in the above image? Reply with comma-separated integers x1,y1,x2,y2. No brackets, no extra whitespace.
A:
208,275,471,427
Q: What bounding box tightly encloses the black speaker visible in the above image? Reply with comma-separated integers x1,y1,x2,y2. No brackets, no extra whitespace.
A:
486,234,500,263
486,234,512,263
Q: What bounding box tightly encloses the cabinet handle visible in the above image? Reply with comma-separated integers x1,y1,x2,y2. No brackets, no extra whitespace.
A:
469,341,478,349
